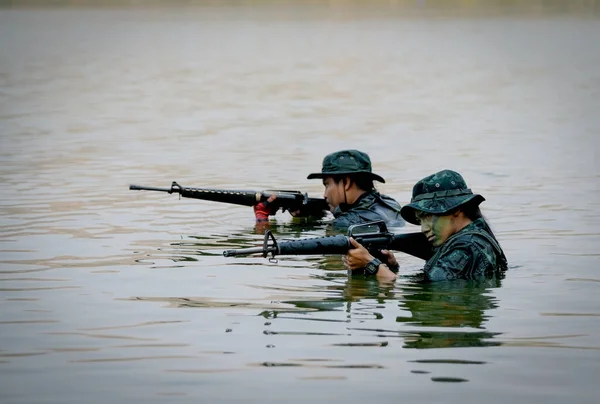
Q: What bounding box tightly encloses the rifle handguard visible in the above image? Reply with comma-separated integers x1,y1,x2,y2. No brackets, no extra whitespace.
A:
222,220,433,261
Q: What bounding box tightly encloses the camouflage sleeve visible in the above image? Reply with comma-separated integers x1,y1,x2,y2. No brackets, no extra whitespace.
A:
424,246,475,281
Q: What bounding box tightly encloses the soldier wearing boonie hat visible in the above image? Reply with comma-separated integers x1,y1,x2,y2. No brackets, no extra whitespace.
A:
343,169,508,281
255,149,404,230
306,149,404,229
399,170,485,226
306,149,386,183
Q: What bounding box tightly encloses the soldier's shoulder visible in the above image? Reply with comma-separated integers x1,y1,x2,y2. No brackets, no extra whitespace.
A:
455,229,498,252
378,192,401,202
378,193,402,208
331,211,363,229
359,191,402,209
441,231,485,255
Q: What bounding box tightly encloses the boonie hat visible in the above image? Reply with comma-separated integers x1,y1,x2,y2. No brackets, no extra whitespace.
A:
307,149,385,183
400,169,485,225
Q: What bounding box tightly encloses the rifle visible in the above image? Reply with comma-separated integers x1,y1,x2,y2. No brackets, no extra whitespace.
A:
223,221,433,261
129,181,329,217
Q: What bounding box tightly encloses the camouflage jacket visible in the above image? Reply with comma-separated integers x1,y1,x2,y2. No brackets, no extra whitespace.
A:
423,218,508,281
331,190,405,230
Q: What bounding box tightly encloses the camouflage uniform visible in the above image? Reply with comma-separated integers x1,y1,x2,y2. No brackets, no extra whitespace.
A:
307,149,404,229
421,218,508,281
400,170,508,282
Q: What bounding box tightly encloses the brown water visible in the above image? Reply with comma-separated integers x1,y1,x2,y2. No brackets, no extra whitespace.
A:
1,2,599,403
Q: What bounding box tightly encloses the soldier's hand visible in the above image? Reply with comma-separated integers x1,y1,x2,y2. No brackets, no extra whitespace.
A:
343,237,375,270
343,238,397,282
289,208,328,220
380,249,399,271
254,195,278,222
289,209,302,217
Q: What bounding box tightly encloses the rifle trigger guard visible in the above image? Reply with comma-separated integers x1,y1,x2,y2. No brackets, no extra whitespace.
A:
263,230,278,259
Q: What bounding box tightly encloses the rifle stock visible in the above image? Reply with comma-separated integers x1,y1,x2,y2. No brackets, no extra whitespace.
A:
129,181,328,216
223,221,432,261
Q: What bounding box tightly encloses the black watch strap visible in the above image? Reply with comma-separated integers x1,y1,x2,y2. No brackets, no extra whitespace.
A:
364,258,382,276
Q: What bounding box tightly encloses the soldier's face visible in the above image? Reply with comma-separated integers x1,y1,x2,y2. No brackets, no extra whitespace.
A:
322,176,344,211
416,212,456,247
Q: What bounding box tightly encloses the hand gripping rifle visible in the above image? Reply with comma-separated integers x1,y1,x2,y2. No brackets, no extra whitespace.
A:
129,181,329,217
223,221,433,261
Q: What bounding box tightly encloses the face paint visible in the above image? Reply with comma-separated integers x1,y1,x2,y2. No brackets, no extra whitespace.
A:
416,211,456,247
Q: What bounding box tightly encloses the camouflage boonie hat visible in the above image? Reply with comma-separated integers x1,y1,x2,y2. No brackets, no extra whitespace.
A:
307,149,385,183
400,170,485,225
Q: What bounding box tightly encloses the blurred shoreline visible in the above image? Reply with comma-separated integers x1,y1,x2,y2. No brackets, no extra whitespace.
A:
1,0,599,18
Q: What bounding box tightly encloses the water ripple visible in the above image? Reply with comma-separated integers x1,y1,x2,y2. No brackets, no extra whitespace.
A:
71,355,195,363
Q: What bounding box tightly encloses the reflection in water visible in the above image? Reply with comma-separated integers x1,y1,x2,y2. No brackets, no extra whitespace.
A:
254,275,505,383
254,361,385,369
167,222,332,262
401,329,501,349
154,226,504,351
280,275,504,350
397,278,503,349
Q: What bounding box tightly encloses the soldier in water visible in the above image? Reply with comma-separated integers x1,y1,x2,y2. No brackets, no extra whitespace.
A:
254,149,405,230
343,169,508,282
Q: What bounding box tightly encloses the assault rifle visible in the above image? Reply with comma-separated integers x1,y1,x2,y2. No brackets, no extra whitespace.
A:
129,181,329,217
223,221,433,261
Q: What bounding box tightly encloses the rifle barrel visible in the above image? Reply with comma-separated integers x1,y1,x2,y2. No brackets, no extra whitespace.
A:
129,184,172,193
223,246,270,257
129,183,328,215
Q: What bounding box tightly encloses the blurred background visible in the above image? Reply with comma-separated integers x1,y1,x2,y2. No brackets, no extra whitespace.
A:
1,1,599,403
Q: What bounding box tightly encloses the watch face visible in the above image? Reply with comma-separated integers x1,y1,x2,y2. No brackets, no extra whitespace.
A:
364,263,377,276
364,259,381,276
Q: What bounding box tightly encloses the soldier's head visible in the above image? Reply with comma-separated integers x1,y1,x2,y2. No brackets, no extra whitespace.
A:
307,150,384,210
401,170,485,246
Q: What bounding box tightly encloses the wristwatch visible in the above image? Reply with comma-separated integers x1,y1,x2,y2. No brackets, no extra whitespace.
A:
364,258,382,276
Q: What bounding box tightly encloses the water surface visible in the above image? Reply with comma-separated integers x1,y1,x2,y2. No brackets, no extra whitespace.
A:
1,2,599,403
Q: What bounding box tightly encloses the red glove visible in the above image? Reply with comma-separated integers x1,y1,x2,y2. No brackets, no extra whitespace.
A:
254,195,278,222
